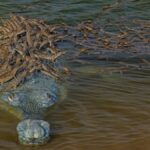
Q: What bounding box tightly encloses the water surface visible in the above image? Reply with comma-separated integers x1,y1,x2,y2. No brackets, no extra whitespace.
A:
0,0,150,150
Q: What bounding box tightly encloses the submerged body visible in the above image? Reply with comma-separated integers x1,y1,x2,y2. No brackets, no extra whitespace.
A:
0,72,64,145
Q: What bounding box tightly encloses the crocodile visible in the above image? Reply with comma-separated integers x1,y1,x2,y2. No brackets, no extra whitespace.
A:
0,15,67,146
0,72,65,145
0,15,149,146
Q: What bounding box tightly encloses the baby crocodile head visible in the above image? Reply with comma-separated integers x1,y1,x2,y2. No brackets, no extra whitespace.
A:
1,72,59,145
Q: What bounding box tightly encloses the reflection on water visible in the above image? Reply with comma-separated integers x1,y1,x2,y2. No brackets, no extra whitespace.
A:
0,0,150,150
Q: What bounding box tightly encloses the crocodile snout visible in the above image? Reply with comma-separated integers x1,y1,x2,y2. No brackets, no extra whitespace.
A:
17,119,50,145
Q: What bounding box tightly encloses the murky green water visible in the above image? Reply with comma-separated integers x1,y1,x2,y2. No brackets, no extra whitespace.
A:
0,0,150,150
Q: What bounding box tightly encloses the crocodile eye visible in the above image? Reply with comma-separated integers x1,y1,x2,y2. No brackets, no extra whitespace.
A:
46,93,51,99
7,93,20,106
8,93,16,102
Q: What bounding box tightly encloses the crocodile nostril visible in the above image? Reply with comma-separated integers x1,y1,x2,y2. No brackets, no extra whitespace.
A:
29,138,36,141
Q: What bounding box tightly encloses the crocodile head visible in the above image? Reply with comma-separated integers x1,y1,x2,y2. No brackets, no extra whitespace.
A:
1,72,59,145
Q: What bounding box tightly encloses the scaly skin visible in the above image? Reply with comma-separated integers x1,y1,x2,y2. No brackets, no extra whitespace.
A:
17,119,50,145
0,72,60,145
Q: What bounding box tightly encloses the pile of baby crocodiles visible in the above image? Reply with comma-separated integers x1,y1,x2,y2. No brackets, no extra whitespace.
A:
0,15,67,92
0,15,149,92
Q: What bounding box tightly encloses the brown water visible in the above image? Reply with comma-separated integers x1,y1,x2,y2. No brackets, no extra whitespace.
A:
0,67,150,150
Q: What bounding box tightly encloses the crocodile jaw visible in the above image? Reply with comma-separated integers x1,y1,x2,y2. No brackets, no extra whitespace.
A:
17,119,50,145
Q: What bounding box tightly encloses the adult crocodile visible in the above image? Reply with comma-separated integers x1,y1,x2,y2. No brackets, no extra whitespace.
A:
0,72,66,145
0,15,67,145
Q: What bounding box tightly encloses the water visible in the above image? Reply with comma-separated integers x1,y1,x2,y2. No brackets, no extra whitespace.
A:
0,0,150,150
